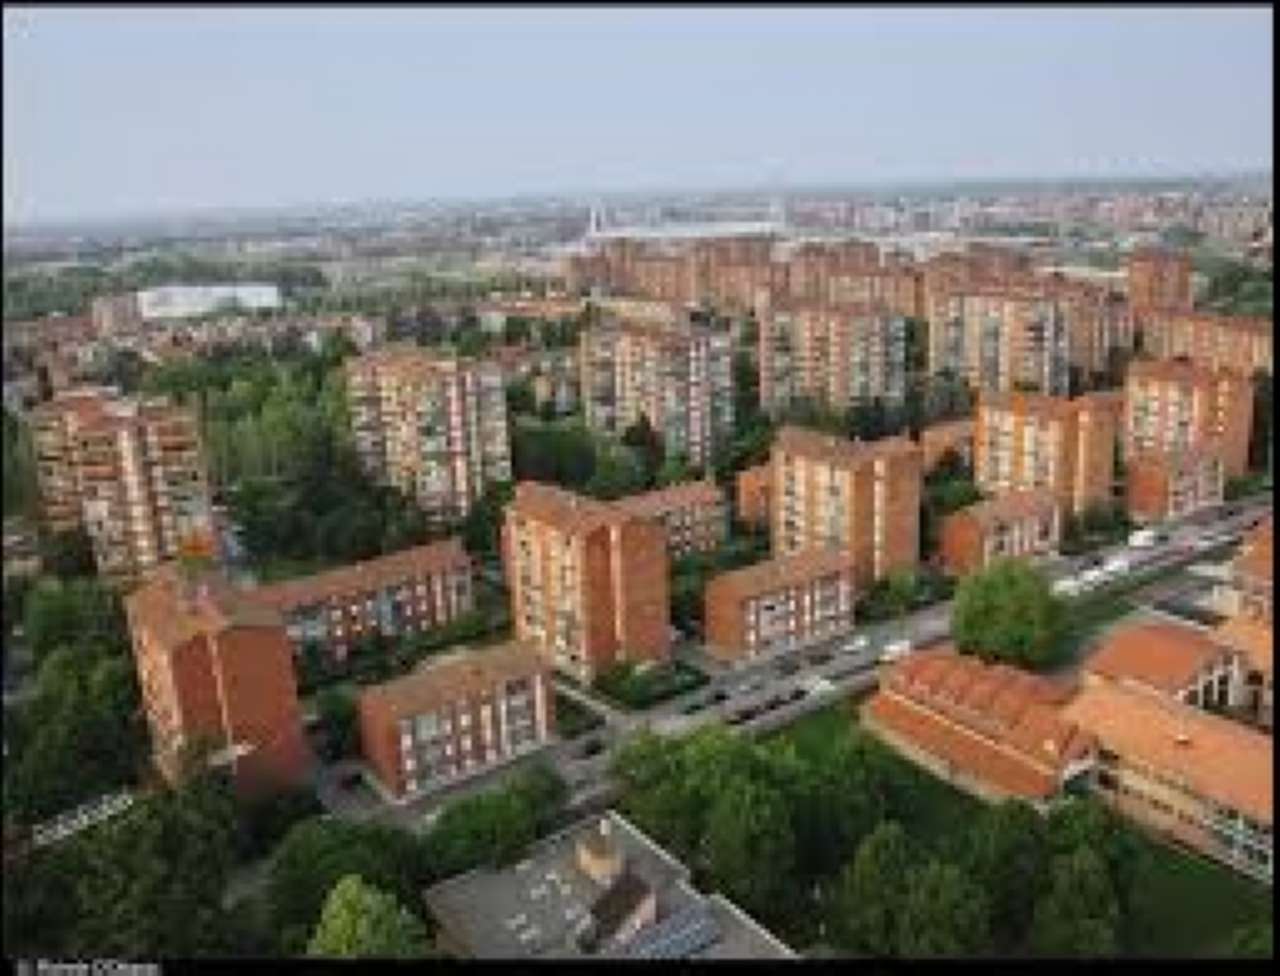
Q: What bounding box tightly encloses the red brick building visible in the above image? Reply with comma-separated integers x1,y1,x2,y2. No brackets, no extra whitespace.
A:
938,489,1061,577
735,462,773,529
357,640,552,802
124,564,312,799
1125,443,1226,523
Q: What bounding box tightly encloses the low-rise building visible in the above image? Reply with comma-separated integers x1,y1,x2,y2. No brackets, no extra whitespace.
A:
735,463,772,529
124,563,313,799
424,809,794,959
861,648,1095,809
1213,615,1273,731
938,489,1061,576
252,539,475,664
703,550,857,663
610,480,727,558
1125,444,1225,523
1081,621,1243,712
1062,680,1272,883
1215,516,1273,624
356,640,552,803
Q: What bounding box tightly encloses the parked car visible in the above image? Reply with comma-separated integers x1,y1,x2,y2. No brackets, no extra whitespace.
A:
843,635,870,654
1128,528,1158,548
880,638,912,664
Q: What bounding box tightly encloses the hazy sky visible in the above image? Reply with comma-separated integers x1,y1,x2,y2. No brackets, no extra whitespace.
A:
3,6,1273,226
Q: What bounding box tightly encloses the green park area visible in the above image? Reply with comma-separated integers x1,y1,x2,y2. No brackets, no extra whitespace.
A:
591,660,709,711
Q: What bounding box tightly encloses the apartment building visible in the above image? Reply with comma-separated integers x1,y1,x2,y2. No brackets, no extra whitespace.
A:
861,648,1095,810
771,426,922,586
758,299,907,415
974,391,1119,517
1126,444,1226,523
1125,358,1253,478
579,320,733,469
30,386,214,585
939,489,1061,576
703,549,857,663
1140,311,1272,377
1126,247,1194,318
252,539,475,664
1062,679,1272,884
918,418,976,474
735,463,772,529
357,640,552,803
124,563,312,798
503,482,670,684
925,283,1071,395
345,345,512,521
610,480,727,558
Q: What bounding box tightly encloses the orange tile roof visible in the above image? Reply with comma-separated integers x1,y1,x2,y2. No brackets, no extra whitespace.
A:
774,425,920,467
704,549,856,603
610,479,724,520
1083,621,1227,694
950,488,1058,530
359,639,547,719
507,481,622,534
1213,616,1274,679
1062,681,1273,826
126,562,284,653
1232,519,1273,587
253,539,472,611
871,647,1091,798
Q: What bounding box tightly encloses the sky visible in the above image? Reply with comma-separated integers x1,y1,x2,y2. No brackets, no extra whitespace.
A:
3,5,1273,227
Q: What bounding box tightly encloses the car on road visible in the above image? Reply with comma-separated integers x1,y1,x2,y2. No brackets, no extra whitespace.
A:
709,689,729,704
807,651,832,666
1079,566,1107,586
842,635,870,654
1051,577,1082,597
1102,554,1130,575
1128,528,1158,548
880,639,911,664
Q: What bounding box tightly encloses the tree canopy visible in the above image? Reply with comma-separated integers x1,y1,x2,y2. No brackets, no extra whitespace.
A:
951,558,1065,669
307,875,430,959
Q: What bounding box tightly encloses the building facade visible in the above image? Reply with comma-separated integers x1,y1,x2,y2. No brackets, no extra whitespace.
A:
357,640,552,803
974,391,1120,518
703,549,857,663
503,482,670,684
124,564,313,798
252,539,475,664
30,387,214,585
1126,248,1194,319
735,463,773,530
918,418,976,474
610,480,727,558
579,320,734,469
1126,445,1226,523
345,345,512,521
758,299,907,415
770,426,922,586
1140,311,1272,377
1124,358,1254,479
939,489,1061,577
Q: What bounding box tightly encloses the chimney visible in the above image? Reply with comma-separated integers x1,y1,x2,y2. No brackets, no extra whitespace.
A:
1175,731,1191,746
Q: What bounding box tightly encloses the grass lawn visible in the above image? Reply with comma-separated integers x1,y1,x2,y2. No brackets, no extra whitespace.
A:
1125,830,1272,956
762,701,858,759
553,690,605,739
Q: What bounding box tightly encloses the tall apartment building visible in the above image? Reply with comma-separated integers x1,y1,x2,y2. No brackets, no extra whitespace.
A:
939,489,1061,577
704,549,857,663
30,386,213,585
1139,311,1272,378
610,480,727,558
974,391,1120,517
345,345,512,521
1126,247,1194,317
580,321,733,469
770,426,922,586
926,283,1071,395
357,640,552,803
758,299,907,416
124,563,312,798
253,539,474,664
503,482,670,684
1124,359,1253,478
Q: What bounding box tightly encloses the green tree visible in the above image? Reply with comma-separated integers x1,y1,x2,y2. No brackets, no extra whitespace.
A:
951,558,1065,669
267,817,429,954
1028,847,1120,957
699,777,795,919
964,800,1048,950
621,414,665,485
1225,920,1273,958
831,820,914,956
421,783,537,877
307,875,430,959
656,451,695,487
896,860,990,957
315,687,359,762
584,443,646,500
38,527,96,579
460,480,514,560
1044,798,1145,922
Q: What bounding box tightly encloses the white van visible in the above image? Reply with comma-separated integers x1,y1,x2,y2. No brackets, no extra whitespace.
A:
1128,528,1157,548
880,638,912,664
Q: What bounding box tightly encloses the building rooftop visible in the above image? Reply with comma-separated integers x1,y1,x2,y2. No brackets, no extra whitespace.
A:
705,549,855,603
252,538,472,612
1127,357,1232,385
1232,518,1273,588
773,425,921,468
1061,680,1273,826
864,648,1092,802
948,488,1057,530
359,640,546,722
125,562,284,654
423,809,792,960
1083,621,1229,694
611,480,724,521
507,481,623,535
1213,615,1273,679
